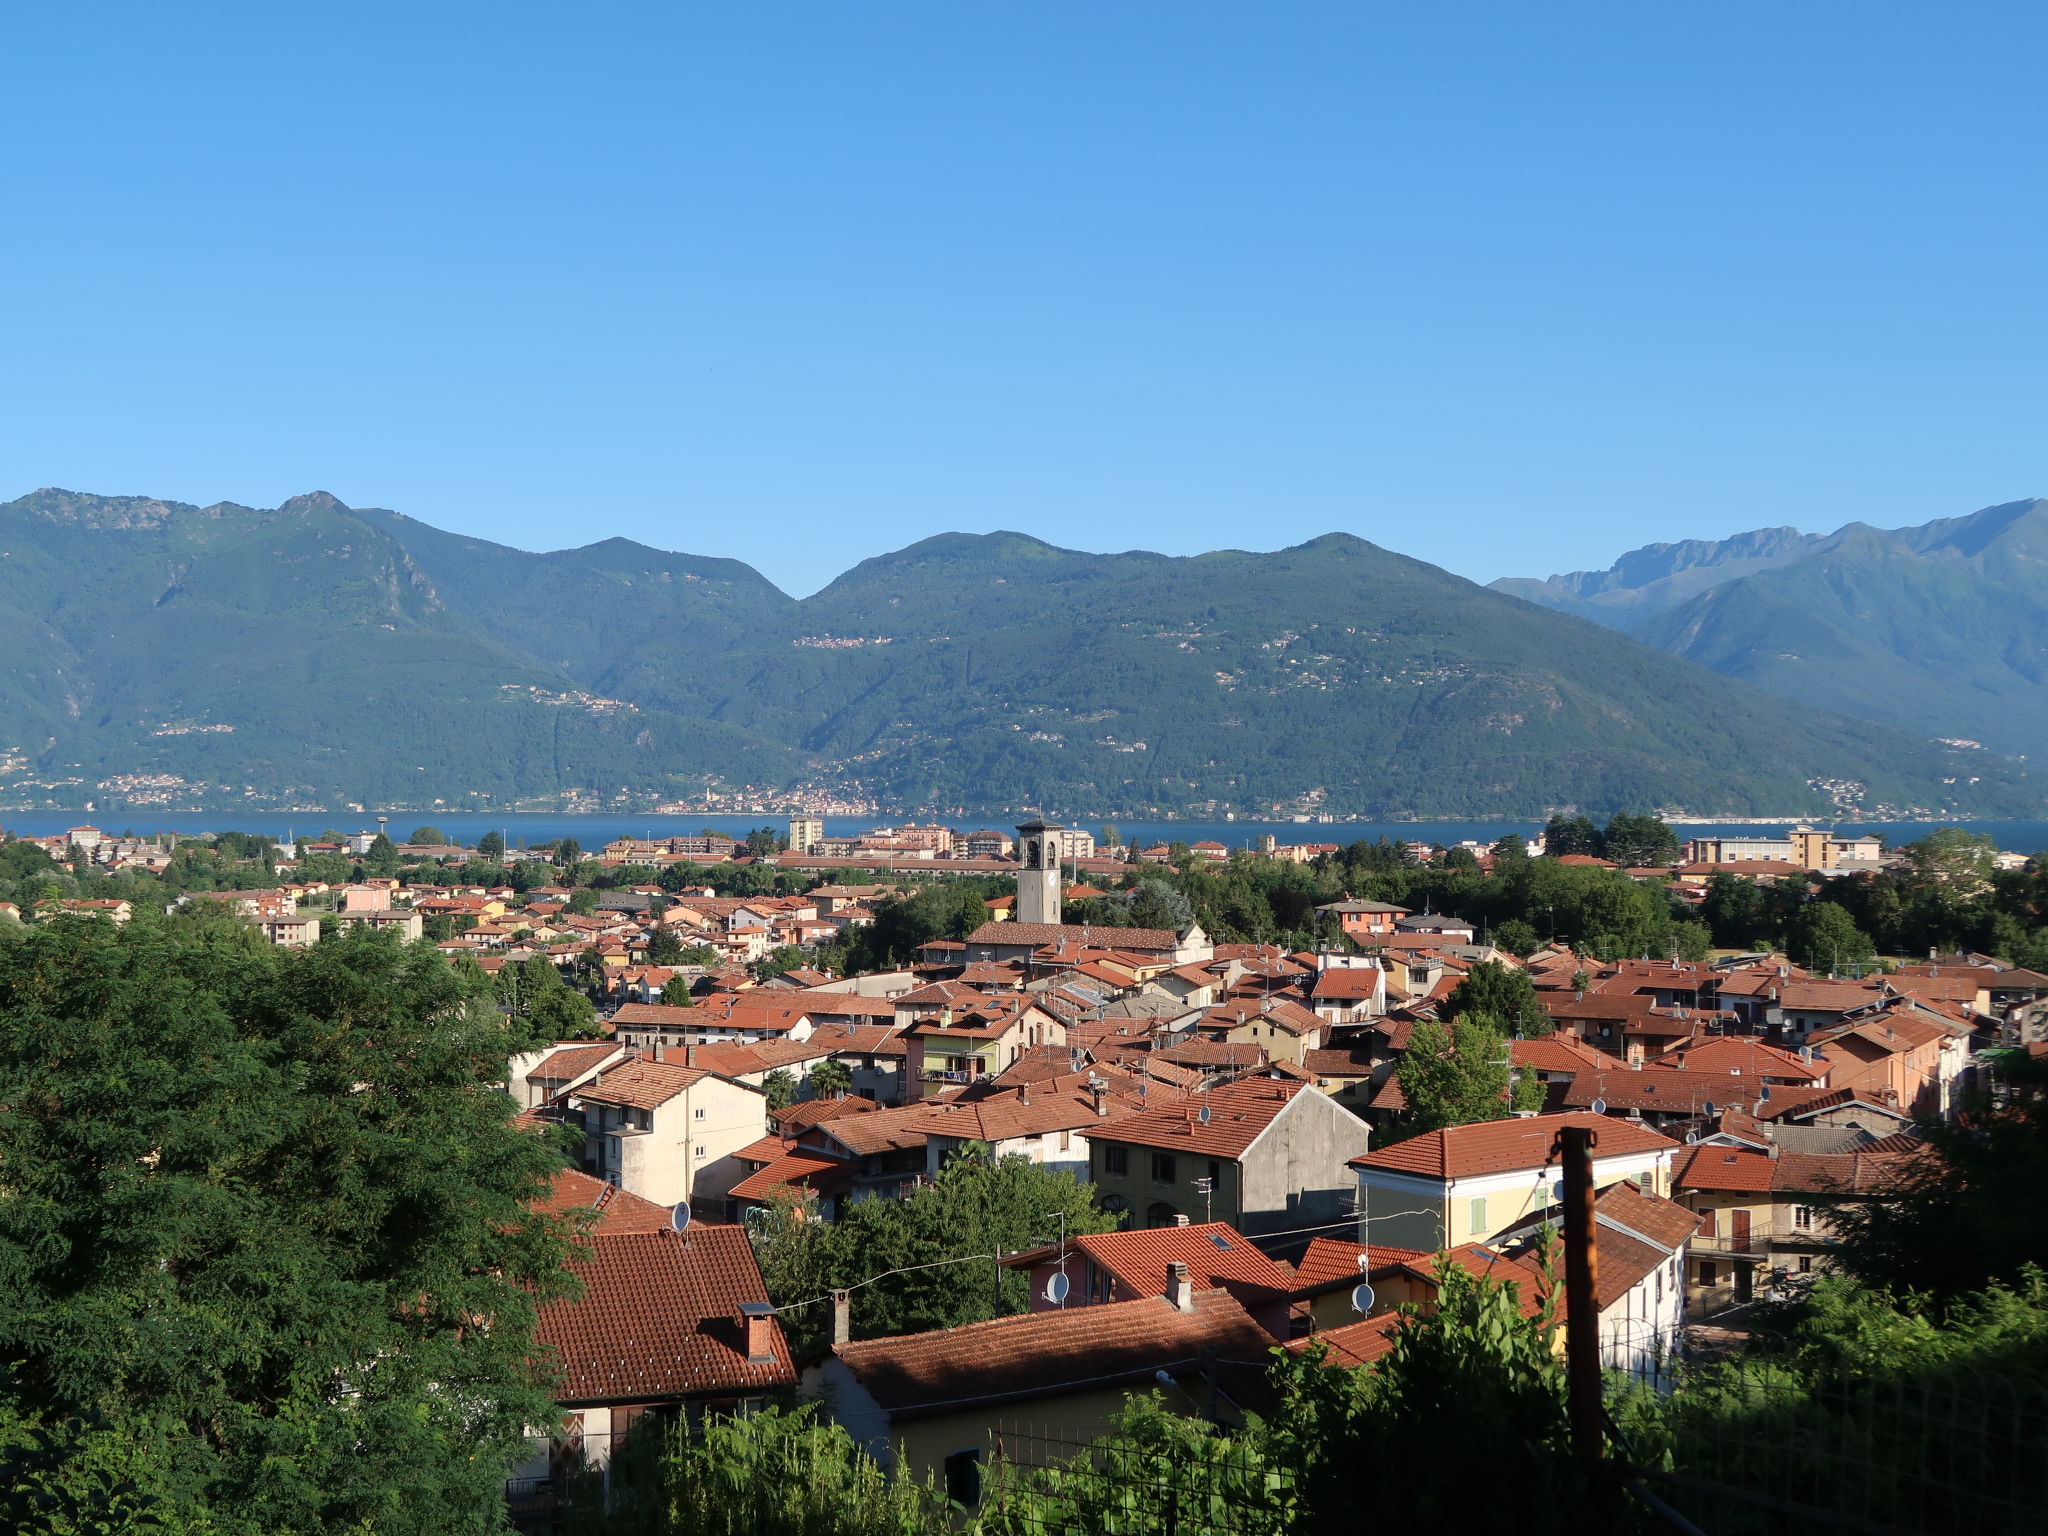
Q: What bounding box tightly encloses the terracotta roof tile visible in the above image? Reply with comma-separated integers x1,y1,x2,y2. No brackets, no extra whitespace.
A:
1356,1112,1678,1180
573,1057,715,1111
538,1167,674,1234
534,1227,795,1404
1081,1078,1318,1158
1023,1222,1297,1300
1292,1237,1429,1291
832,1289,1271,1417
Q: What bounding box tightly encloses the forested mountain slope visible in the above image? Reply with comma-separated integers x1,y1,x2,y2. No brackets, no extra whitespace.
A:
0,490,2034,817
1495,500,2048,762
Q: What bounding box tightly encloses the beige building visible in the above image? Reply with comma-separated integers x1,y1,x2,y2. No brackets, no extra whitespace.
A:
1352,1112,1681,1253
567,1054,771,1217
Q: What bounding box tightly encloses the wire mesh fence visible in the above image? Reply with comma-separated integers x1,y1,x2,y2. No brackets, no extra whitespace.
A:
1611,1352,2048,1536
970,1420,1291,1536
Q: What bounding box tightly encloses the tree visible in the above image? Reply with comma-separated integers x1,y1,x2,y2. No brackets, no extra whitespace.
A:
761,1069,798,1113
1443,846,1480,874
1391,1014,1514,1139
1099,823,1121,849
1493,918,1539,957
645,927,685,966
477,829,506,863
1490,834,1529,867
1440,960,1546,1035
752,1151,1113,1357
497,953,600,1041
565,887,599,916
1601,812,1679,869
553,838,583,868
1825,1048,2048,1299
808,1059,852,1099
744,827,781,858
1125,879,1196,936
0,917,580,1533
1541,815,1600,858
1785,901,1875,974
364,832,400,878
407,825,448,846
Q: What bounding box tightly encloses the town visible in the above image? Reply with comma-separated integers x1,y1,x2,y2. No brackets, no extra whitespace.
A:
2,807,2043,1531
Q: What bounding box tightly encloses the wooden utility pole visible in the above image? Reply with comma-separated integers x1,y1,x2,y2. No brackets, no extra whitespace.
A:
1554,1123,1604,1466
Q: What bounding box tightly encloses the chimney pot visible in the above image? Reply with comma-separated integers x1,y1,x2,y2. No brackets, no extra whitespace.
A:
740,1302,777,1363
1166,1259,1195,1312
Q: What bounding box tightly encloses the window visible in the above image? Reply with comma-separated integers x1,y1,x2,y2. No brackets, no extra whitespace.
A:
1207,1160,1223,1184
695,1144,706,1158
1467,1196,1488,1234
1792,1206,1813,1230
943,1448,984,1507
1151,1153,1178,1185
1699,1261,1718,1287
1104,1146,1129,1177
1797,1256,1813,1274
1060,1130,1071,1151
695,1107,706,1120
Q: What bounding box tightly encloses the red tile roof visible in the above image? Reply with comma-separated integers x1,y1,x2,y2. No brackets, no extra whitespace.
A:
964,921,1182,954
534,1227,795,1404
1286,1311,1403,1367
1356,1112,1678,1180
1014,1222,1297,1300
1081,1078,1316,1158
1291,1236,1429,1291
538,1167,674,1234
528,1043,623,1082
574,1057,718,1111
831,1289,1271,1417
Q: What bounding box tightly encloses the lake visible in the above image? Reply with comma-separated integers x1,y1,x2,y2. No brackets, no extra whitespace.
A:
7,811,2047,855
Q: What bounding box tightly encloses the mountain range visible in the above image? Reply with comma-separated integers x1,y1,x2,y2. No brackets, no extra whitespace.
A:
0,487,2035,821
1492,499,2048,765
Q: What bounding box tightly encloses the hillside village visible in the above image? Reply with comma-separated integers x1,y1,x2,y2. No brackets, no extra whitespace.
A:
4,808,2045,1525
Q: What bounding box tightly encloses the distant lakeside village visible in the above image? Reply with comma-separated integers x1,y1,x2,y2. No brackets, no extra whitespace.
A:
5,808,2045,1524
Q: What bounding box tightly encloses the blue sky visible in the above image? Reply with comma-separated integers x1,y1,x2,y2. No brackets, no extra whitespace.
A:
3,3,2042,596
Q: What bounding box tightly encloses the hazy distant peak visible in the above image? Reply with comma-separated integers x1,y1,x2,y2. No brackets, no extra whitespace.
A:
276,491,352,516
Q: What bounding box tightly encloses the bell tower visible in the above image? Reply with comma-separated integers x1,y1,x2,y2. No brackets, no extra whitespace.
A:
1015,818,1065,926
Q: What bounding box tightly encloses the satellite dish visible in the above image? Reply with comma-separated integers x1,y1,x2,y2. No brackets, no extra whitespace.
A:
1045,1272,1070,1305
1350,1282,1375,1314
1551,1180,1566,1203
1704,1101,1717,1117
1198,1104,1212,1125
1355,1252,1371,1270
670,1200,692,1233
1591,1098,1608,1116
1685,1131,1699,1145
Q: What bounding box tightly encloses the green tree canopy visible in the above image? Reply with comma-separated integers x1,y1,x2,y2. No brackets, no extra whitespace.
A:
0,916,580,1533
406,825,448,845
807,1059,853,1099
1440,959,1546,1034
1785,900,1876,973
1390,1013,1514,1140
476,829,506,862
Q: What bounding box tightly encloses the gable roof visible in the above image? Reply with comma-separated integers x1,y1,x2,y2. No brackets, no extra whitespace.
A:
964,921,1183,954
1356,1112,1678,1181
528,1042,624,1082
573,1057,716,1111
538,1167,674,1235
1081,1078,1320,1158
533,1227,795,1404
831,1289,1271,1418
1291,1236,1430,1292
1014,1222,1297,1300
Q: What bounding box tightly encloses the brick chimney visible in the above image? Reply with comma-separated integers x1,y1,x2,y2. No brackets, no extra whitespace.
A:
685,1044,698,1068
740,1302,777,1363
1166,1260,1195,1313
651,1042,665,1064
